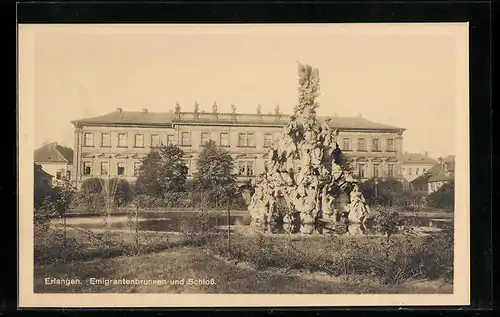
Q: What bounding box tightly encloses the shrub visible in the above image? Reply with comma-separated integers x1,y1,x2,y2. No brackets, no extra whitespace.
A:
427,180,454,210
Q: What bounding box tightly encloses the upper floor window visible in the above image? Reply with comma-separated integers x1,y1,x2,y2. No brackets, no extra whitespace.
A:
134,134,144,147
83,162,92,175
117,162,125,176
238,133,255,147
100,162,109,176
387,138,395,151
56,171,62,180
84,132,94,147
201,132,210,146
372,138,380,151
181,132,191,146
408,168,412,175
264,133,273,148
167,134,175,145
151,134,160,148
220,132,229,147
118,133,127,147
388,164,394,177
342,138,351,151
133,162,141,176
357,138,366,151
101,133,111,147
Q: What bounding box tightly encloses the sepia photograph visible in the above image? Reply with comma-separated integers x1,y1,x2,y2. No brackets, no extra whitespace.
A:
18,23,469,307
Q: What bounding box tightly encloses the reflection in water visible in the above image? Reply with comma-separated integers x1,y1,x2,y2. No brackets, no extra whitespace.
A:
71,211,451,235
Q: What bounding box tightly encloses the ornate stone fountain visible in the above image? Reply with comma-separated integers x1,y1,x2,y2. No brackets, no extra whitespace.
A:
247,63,371,234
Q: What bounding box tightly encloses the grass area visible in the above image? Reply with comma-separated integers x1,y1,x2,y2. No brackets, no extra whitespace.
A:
35,245,451,294
34,225,453,294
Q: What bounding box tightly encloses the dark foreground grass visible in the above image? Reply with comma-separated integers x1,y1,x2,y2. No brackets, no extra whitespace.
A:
34,226,453,294
35,245,452,294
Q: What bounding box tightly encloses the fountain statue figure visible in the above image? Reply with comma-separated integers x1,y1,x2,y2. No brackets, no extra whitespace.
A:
248,62,372,233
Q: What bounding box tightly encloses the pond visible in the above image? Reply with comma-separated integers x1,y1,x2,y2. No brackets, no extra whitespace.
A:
56,210,453,236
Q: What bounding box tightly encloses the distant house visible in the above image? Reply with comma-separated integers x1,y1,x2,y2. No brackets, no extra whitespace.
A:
411,155,455,194
34,163,54,188
34,142,74,185
400,152,437,182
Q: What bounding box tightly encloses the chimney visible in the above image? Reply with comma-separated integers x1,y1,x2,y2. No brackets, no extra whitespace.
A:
143,108,148,114
425,151,428,157
438,157,443,165
116,108,123,113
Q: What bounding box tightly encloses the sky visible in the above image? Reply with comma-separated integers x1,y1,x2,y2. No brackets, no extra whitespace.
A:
25,24,465,159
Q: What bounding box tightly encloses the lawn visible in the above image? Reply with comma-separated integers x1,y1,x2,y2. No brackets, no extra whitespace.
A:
34,227,453,294
35,245,451,294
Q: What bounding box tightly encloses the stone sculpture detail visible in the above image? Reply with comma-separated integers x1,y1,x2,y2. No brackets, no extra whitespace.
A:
248,63,371,233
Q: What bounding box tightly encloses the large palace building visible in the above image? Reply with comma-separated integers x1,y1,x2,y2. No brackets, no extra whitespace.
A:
71,106,405,186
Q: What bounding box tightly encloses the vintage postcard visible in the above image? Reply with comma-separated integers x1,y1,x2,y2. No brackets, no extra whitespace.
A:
18,23,469,307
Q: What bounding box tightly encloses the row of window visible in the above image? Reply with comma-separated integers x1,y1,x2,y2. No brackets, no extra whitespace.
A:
83,161,142,177
357,163,395,178
342,137,395,152
83,132,261,148
83,131,397,152
82,160,256,177
402,167,427,176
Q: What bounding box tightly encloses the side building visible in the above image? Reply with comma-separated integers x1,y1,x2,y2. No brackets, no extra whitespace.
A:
400,152,438,182
34,142,74,185
71,107,405,187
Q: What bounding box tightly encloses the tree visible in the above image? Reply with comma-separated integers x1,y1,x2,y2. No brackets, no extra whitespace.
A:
193,140,238,208
427,180,454,210
134,144,188,197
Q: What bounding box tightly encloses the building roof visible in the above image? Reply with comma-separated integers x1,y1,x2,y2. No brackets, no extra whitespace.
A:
34,143,74,164
400,152,437,164
34,163,54,179
411,155,455,184
72,110,405,131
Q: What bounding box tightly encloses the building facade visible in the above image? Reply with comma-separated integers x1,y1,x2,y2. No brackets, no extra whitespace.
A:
71,107,406,186
400,152,437,182
34,142,74,186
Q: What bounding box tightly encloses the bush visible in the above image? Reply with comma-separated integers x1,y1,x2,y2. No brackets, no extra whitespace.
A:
179,211,220,247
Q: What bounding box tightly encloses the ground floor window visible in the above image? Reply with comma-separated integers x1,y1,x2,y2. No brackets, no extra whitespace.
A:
83,162,92,175
237,160,255,177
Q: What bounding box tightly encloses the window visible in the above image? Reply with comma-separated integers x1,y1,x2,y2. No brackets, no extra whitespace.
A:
246,161,254,176
66,171,71,180
358,164,365,178
372,138,380,151
134,162,141,176
342,138,351,151
388,164,394,177
117,162,125,176
416,168,420,175
100,133,111,147
237,160,255,176
220,132,229,147
100,162,109,175
423,168,427,173
264,133,273,148
373,164,380,178
118,133,127,147
151,134,160,148
408,168,412,175
387,138,395,151
238,133,255,147
83,162,92,175
181,132,191,146
167,135,175,145
134,134,144,147
56,172,62,180
201,132,210,145
357,138,366,151
84,133,94,146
